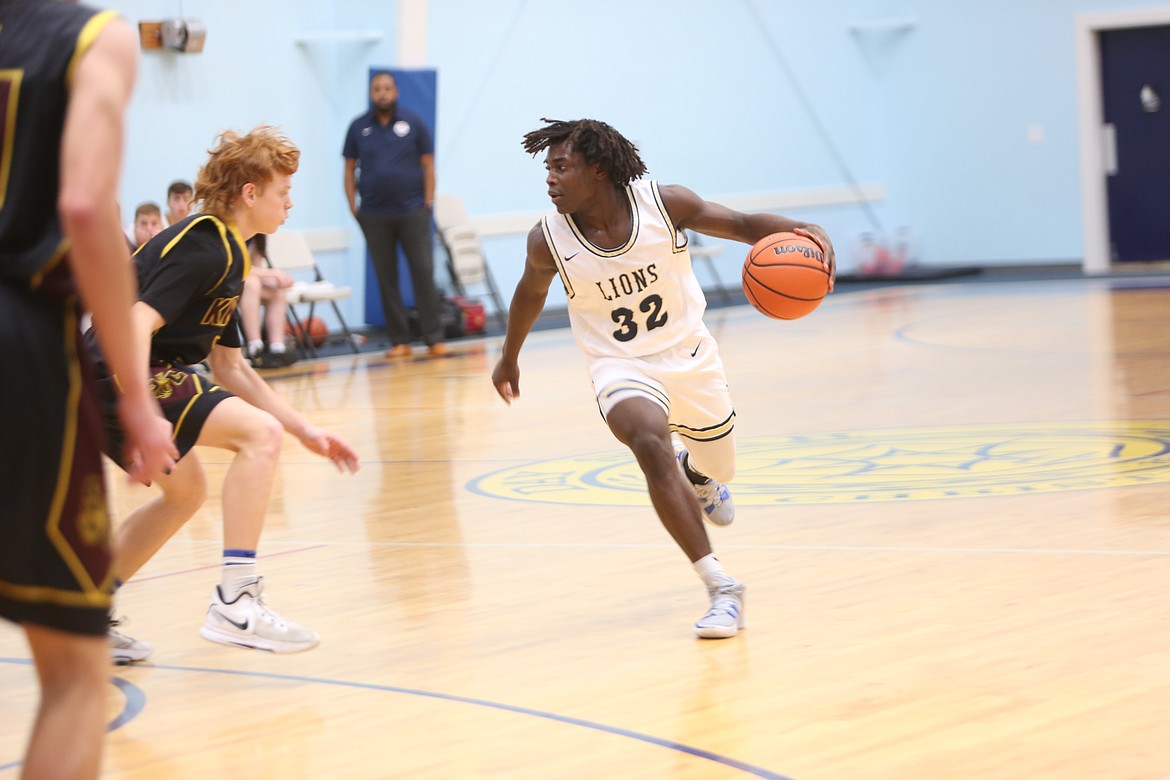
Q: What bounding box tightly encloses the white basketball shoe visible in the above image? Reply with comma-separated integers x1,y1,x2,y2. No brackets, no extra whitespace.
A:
108,616,153,664
694,581,746,639
199,577,319,653
673,442,735,526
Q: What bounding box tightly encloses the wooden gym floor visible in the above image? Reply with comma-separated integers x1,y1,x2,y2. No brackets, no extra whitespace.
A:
3,271,1170,779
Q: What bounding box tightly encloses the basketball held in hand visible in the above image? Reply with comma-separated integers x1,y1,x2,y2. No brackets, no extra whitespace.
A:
742,232,830,320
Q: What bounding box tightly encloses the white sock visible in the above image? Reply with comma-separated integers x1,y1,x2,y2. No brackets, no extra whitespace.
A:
221,551,257,597
268,341,286,354
247,339,264,357
692,553,735,588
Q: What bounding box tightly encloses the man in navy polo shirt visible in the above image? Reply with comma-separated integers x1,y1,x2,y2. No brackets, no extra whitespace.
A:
343,72,448,357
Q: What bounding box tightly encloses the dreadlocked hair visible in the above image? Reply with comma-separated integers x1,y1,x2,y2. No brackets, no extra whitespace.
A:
194,126,300,220
521,118,647,187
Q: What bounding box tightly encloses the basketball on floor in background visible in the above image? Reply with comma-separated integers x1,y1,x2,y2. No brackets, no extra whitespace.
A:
742,232,830,320
286,316,328,347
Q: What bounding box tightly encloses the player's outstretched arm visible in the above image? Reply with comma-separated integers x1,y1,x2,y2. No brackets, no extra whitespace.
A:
660,184,837,290
295,425,360,473
492,225,558,404
207,344,360,473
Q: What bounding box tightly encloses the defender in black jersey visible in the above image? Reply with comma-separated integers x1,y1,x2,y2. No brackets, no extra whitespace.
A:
0,3,175,777
90,212,254,458
87,126,360,657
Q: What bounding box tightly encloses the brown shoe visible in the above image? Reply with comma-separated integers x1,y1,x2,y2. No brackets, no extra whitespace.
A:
427,343,451,357
385,344,412,358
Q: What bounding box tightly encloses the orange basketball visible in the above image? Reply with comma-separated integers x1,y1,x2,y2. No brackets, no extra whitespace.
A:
742,232,829,320
286,315,328,347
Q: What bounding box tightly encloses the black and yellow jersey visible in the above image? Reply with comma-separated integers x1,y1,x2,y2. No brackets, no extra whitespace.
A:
129,213,252,365
0,1,117,298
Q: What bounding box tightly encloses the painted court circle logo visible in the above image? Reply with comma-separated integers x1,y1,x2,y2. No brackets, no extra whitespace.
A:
470,422,1170,506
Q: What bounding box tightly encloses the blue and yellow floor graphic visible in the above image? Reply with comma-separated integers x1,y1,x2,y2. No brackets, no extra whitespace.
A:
470,421,1170,505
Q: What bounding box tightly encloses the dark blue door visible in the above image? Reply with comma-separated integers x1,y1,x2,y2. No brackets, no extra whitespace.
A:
1100,26,1170,263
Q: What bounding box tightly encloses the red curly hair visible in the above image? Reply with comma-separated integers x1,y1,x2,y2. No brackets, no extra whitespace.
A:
194,126,300,220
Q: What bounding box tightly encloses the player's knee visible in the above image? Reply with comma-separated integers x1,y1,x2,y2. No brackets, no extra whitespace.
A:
626,431,675,476
241,411,284,461
26,631,106,696
182,478,209,510
160,461,209,509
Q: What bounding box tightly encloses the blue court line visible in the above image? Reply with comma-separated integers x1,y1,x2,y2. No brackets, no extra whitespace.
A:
108,676,147,730
0,658,792,779
0,660,146,774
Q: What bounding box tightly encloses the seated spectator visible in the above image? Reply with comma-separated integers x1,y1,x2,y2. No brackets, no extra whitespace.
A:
131,201,163,250
164,179,194,225
240,234,296,368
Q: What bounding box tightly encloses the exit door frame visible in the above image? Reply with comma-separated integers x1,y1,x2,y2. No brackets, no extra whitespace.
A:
1075,8,1170,274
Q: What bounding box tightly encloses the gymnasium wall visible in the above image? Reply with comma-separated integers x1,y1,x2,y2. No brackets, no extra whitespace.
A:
111,0,1161,328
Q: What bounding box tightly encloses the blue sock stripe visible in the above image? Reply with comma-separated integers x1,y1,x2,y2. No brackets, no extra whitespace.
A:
222,549,256,559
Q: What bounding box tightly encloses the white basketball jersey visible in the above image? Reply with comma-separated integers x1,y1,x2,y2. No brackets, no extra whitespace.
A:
540,180,707,358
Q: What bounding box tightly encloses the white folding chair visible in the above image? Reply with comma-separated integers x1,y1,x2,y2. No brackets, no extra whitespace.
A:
262,229,359,356
687,230,733,304
432,193,507,328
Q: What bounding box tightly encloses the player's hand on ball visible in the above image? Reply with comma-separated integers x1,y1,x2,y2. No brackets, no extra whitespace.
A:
794,225,836,290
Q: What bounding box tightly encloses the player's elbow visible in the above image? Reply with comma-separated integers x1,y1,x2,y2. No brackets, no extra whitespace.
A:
58,191,104,234
516,285,548,312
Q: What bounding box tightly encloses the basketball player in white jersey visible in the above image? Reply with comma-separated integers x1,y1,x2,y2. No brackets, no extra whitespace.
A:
492,118,836,638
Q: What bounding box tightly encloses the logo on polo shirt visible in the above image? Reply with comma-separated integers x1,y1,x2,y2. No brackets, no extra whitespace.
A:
393,120,411,137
